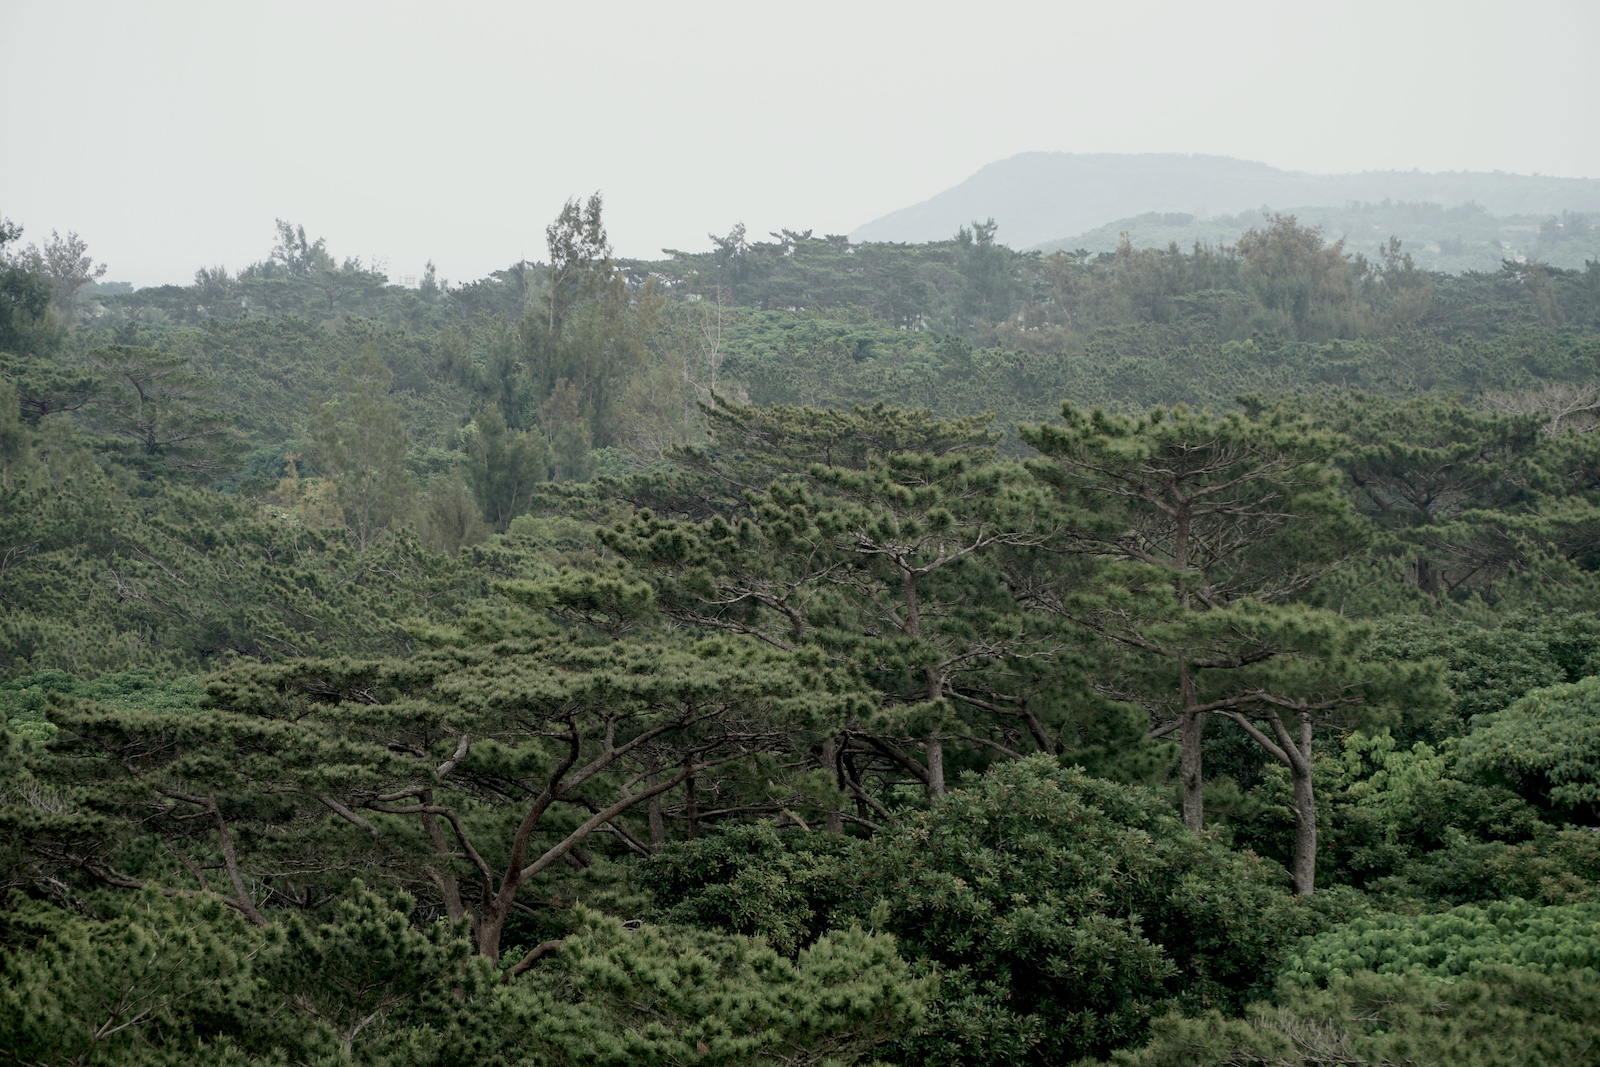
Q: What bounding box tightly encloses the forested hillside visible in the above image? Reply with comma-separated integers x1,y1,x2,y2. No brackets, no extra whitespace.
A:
4,200,1600,1067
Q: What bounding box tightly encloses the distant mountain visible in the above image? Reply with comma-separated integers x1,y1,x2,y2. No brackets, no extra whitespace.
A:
849,153,1600,249
1034,202,1600,274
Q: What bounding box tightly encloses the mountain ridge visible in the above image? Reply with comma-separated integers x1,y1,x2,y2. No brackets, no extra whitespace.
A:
849,152,1600,249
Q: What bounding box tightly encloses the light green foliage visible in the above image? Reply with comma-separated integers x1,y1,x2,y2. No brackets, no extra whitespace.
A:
0,670,205,746
1329,730,1448,844
1298,692,1600,904
495,570,658,638
0,891,263,1067
640,823,861,956
0,883,490,1067
484,514,608,574
1457,675,1600,809
1255,725,1598,904
1282,899,1600,984
496,910,928,1067
1110,966,1600,1067
1300,728,1538,895
0,683,59,747
8,669,205,714
256,882,490,1063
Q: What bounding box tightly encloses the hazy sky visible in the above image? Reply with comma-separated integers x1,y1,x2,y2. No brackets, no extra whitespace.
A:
4,0,1597,287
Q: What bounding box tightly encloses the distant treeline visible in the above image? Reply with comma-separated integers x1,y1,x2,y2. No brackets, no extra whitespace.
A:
70,207,1600,344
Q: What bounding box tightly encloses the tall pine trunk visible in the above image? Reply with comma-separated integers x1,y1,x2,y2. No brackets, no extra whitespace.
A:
820,736,845,831
1288,712,1317,896
1179,664,1205,831
926,738,946,799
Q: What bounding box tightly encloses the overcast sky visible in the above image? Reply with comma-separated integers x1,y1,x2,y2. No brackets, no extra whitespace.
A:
4,0,1597,288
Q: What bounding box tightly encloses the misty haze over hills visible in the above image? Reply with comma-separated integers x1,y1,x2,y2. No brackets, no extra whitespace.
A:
1031,201,1600,274
850,153,1600,250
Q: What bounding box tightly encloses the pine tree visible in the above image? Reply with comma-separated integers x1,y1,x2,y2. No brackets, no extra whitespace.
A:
1020,402,1441,892
310,343,415,547
37,617,871,966
90,344,241,481
255,882,489,1061
0,891,262,1066
600,400,1073,809
464,403,548,527
495,910,929,1067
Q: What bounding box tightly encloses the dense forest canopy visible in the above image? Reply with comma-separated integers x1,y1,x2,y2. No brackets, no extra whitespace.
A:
3,197,1600,1066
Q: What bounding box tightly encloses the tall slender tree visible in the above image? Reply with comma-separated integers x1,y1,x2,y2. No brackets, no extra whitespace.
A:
310,343,414,547
1020,404,1363,831
1020,403,1444,891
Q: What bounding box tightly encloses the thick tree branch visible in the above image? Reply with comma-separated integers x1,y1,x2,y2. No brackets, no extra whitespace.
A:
519,765,694,881
502,939,565,983
319,794,379,835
